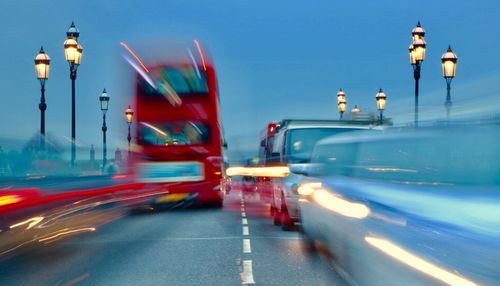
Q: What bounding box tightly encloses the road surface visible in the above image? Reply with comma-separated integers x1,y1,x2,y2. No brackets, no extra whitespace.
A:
0,188,347,286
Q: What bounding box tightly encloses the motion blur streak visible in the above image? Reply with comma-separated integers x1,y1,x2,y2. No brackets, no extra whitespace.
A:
140,122,167,136
9,216,44,230
0,239,37,256
366,167,418,173
156,78,182,106
226,166,290,177
123,54,156,88
186,48,202,79
312,188,370,219
297,182,322,196
59,273,91,286
365,236,479,286
38,227,96,243
111,174,130,180
0,195,21,206
193,39,206,71
119,42,149,72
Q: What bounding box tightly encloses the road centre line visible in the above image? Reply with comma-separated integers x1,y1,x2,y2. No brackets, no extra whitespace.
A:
238,193,254,285
242,260,255,284
243,239,252,253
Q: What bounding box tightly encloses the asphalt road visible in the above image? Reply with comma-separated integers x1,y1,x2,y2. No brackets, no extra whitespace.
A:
0,189,347,286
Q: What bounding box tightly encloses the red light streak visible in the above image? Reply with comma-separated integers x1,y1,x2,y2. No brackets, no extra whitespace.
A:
194,39,207,71
120,42,149,72
112,174,130,180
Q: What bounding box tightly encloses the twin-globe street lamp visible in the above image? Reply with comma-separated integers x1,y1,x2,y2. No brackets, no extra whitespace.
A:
99,89,110,170
125,106,134,155
335,88,387,124
409,23,459,124
409,22,426,127
337,89,346,119
441,46,458,121
34,47,51,150
64,22,83,166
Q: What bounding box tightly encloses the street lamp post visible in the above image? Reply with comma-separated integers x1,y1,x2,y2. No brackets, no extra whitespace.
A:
441,46,458,122
337,89,346,119
64,22,83,166
125,106,134,156
34,47,51,150
99,89,110,171
375,88,387,124
409,22,426,127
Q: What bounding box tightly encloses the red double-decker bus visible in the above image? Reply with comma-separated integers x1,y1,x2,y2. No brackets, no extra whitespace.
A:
130,42,225,207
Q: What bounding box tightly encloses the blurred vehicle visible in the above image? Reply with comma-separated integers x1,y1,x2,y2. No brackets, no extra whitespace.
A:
221,175,232,194
220,158,232,194
0,188,41,211
241,175,257,196
299,124,500,285
255,122,281,204
262,119,378,230
131,42,225,207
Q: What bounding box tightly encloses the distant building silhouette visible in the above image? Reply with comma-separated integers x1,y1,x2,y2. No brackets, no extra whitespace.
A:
90,144,96,169
115,148,122,163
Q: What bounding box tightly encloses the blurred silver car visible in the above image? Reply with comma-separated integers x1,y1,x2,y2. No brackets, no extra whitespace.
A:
299,124,500,285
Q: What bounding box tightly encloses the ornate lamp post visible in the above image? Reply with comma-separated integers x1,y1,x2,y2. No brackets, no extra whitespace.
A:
64,22,83,166
99,89,110,171
337,89,346,119
99,89,109,171
409,22,426,127
441,46,458,121
125,106,134,155
34,47,50,150
375,88,387,124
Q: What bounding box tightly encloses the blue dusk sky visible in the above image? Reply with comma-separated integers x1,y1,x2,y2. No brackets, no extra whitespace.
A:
0,0,499,156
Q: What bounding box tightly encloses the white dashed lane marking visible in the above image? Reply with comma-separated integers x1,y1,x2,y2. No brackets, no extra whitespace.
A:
242,260,255,284
243,239,252,253
239,193,255,285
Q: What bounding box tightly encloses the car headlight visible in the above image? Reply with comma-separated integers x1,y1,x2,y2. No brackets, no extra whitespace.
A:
312,188,370,219
297,182,322,196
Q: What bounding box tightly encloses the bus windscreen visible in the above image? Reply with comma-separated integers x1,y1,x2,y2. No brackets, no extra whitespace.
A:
141,67,209,96
139,121,210,146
